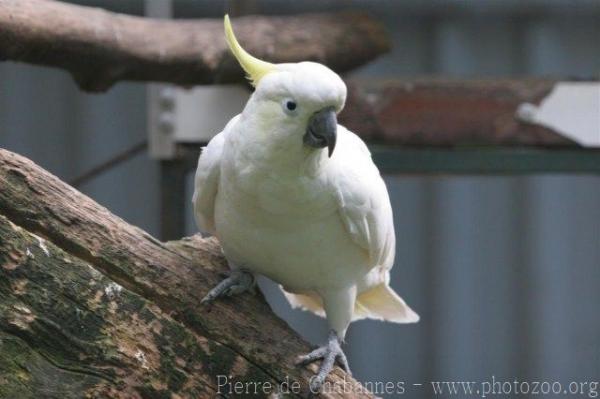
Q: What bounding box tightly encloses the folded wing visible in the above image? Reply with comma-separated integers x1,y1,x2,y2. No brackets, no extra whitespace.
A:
192,131,225,235
333,130,396,272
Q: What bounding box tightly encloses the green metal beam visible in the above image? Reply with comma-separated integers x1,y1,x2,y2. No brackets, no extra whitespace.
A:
370,146,600,174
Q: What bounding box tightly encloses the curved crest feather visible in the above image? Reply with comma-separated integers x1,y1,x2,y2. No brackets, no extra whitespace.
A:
224,15,275,87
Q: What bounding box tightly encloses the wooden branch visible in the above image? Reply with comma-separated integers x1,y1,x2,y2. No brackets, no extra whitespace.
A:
0,149,372,398
0,0,389,92
341,79,578,147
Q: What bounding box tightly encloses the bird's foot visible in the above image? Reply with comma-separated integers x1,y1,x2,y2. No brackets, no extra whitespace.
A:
200,270,255,304
296,330,351,393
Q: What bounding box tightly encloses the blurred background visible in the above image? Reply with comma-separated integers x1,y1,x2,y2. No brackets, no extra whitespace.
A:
1,1,599,397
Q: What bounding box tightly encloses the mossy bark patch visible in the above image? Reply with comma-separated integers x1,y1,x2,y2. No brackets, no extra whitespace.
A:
0,148,370,398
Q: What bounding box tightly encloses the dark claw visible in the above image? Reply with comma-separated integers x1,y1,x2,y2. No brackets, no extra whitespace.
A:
218,271,229,279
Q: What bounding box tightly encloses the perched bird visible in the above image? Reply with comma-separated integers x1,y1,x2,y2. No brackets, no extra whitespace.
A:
193,15,419,391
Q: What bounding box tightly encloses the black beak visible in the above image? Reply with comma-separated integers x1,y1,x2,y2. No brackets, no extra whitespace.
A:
303,107,337,157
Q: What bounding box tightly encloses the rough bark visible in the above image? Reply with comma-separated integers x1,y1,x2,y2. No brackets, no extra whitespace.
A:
0,148,372,398
341,78,578,147
0,0,389,92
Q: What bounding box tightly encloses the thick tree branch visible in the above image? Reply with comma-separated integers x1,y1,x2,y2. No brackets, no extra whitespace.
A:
0,148,372,398
0,0,389,92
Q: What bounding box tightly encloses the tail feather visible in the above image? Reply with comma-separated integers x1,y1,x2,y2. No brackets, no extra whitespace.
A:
281,284,419,323
354,284,419,323
281,289,326,318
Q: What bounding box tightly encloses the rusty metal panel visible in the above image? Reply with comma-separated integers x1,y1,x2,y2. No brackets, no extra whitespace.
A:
341,79,584,147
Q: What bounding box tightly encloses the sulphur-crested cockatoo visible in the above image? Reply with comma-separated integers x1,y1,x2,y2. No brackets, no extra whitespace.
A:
194,15,419,391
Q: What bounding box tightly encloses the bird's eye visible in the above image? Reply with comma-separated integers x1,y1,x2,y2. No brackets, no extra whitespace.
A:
282,99,298,115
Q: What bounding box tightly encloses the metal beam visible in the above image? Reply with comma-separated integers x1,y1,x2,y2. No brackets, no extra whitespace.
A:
371,147,600,174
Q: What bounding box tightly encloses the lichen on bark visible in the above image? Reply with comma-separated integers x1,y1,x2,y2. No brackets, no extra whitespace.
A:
0,149,370,398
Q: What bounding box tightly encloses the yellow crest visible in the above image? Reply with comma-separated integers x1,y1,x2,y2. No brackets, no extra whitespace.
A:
224,15,275,87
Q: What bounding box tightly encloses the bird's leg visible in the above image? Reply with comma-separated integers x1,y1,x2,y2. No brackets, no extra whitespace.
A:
200,269,255,304
296,330,351,393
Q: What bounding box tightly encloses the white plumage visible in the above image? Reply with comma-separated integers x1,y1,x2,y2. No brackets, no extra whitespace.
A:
193,16,418,388
193,80,418,337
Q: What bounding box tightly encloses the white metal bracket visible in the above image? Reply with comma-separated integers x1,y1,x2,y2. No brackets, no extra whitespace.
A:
145,0,250,159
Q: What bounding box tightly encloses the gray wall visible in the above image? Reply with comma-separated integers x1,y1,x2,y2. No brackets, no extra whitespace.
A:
1,1,599,397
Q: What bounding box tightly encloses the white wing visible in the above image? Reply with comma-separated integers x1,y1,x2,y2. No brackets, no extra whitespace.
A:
192,131,225,235
332,127,396,273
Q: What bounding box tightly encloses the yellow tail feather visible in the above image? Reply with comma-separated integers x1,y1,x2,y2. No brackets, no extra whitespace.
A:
281,284,419,323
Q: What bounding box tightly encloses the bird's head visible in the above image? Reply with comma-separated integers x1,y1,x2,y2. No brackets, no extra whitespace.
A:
224,15,346,159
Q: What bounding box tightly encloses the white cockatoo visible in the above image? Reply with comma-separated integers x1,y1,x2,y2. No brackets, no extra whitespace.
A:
193,15,419,391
